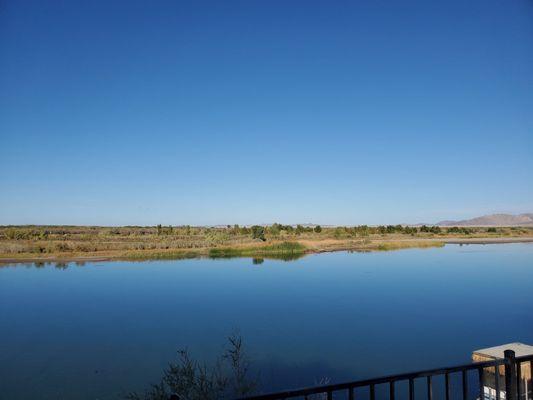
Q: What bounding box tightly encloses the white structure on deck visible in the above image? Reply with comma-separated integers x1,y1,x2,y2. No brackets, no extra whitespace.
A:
472,343,533,400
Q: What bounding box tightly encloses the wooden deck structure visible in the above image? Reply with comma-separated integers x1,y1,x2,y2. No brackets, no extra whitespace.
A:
472,343,533,400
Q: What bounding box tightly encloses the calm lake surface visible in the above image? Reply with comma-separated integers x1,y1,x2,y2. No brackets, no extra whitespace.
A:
1,243,532,400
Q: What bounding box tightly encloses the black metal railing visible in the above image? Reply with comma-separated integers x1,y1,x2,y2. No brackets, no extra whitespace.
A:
236,350,533,400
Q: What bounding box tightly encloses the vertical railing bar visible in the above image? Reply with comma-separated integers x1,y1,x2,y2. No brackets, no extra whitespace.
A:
516,362,522,400
445,373,450,400
427,376,433,400
370,384,375,400
462,369,468,400
349,387,354,400
495,365,500,400
410,378,415,400
530,361,533,400
479,367,485,400
390,381,395,400
327,390,333,400
504,350,517,400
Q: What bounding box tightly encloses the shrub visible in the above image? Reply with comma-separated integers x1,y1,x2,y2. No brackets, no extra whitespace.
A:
251,225,265,241
268,223,281,236
125,334,258,400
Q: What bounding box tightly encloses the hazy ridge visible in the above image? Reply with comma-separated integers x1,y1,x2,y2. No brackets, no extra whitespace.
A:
437,213,533,226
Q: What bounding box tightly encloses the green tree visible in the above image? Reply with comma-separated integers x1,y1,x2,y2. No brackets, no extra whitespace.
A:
269,223,280,236
314,225,322,233
429,226,441,234
251,225,266,241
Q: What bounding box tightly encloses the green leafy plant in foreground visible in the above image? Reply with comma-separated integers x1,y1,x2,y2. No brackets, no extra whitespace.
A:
125,334,258,400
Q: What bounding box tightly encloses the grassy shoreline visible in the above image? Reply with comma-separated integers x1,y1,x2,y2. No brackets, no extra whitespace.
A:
1,224,532,264
1,235,532,265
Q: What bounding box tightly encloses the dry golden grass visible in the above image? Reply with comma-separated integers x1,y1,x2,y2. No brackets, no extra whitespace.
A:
0,225,531,263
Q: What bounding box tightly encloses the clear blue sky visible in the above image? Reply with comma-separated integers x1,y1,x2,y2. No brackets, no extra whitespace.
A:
1,0,532,226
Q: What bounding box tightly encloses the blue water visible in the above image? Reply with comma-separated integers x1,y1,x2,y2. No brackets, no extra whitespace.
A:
1,244,532,400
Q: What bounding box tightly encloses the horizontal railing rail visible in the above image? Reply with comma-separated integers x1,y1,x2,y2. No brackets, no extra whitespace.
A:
236,350,533,400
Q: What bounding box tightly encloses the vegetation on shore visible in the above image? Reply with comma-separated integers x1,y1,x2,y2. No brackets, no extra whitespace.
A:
208,242,306,259
374,240,445,251
0,224,531,263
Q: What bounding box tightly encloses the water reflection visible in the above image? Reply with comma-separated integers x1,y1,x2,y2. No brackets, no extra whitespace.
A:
208,253,306,261
0,261,85,269
1,244,532,400
0,253,305,269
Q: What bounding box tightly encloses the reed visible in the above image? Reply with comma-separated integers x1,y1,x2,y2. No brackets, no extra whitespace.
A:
208,241,306,259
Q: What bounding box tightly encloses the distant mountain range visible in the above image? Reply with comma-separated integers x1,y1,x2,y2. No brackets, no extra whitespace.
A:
209,214,533,228
436,213,533,227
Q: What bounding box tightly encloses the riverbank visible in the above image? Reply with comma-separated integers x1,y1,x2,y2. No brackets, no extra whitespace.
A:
1,234,532,264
